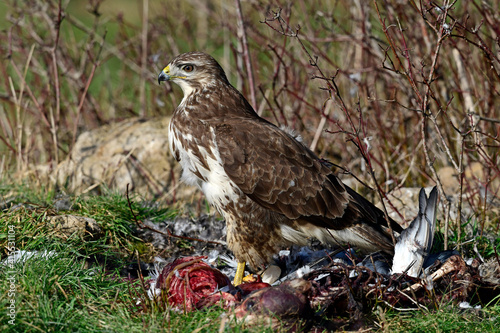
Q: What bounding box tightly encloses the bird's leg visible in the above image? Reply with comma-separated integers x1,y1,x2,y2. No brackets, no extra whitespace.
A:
234,261,246,286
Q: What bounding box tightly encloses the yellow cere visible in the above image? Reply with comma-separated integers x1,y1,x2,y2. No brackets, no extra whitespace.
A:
162,65,186,79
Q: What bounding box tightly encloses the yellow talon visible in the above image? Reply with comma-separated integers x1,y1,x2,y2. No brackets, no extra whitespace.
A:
234,261,246,286
242,274,257,283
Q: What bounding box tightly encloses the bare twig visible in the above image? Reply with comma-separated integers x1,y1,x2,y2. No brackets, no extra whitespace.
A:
139,0,149,117
125,184,224,246
71,31,107,148
263,8,399,244
235,0,257,109
49,0,64,165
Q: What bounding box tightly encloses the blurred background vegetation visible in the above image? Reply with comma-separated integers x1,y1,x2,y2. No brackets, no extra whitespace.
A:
0,0,499,237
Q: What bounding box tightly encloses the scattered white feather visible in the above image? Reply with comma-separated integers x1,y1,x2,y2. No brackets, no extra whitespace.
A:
459,301,481,310
314,273,330,281
296,265,313,278
219,254,238,268
146,280,161,301
204,249,221,265
279,250,290,257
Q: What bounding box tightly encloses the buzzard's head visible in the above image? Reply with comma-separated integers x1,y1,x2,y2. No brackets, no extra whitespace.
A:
158,52,230,95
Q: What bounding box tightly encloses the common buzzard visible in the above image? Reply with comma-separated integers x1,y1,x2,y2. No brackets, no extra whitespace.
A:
158,52,403,284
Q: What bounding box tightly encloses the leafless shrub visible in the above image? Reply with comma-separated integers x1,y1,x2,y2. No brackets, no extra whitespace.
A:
1,0,498,248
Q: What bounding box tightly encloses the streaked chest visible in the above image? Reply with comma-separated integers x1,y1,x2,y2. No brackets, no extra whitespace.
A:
168,116,243,213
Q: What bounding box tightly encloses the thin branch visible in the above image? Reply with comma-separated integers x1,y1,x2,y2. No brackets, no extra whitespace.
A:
235,0,257,109
125,184,224,246
139,0,149,117
50,0,64,165
71,31,107,148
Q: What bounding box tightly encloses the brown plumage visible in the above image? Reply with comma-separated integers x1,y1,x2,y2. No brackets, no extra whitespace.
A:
158,52,402,272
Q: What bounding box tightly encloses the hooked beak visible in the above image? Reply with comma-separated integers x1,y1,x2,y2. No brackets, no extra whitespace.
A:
158,65,171,85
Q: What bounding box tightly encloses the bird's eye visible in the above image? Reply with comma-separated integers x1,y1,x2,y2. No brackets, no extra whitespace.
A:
182,65,194,72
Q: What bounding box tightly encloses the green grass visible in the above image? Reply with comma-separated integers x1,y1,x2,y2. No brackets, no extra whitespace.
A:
377,306,500,332
0,186,282,332
0,246,247,332
1,185,499,332
431,217,500,260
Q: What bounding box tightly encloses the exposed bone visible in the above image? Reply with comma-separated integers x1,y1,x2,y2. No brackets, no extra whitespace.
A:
404,255,464,293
